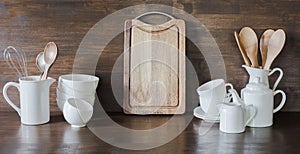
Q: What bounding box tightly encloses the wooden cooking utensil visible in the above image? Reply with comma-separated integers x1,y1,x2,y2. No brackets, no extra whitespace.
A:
264,29,286,70
260,29,274,68
234,31,251,66
239,27,259,68
41,42,58,80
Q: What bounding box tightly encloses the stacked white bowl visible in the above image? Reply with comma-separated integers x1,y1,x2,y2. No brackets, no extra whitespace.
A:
56,74,99,111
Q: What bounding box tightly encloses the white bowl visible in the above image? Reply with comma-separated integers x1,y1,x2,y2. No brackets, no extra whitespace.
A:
58,74,99,95
56,87,95,98
63,98,93,127
56,88,95,111
57,86,96,97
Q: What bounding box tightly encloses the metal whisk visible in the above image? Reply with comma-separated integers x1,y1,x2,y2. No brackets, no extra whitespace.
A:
3,46,28,78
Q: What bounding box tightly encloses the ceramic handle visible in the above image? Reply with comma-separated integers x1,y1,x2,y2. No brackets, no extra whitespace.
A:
245,104,256,126
225,83,234,90
224,93,232,103
268,68,283,91
3,82,21,116
135,11,175,20
273,90,286,113
224,83,234,103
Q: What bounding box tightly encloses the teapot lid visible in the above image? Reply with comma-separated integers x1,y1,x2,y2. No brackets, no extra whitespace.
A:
246,77,269,91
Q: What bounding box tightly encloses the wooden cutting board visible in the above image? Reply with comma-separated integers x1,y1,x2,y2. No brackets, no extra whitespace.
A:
124,15,185,114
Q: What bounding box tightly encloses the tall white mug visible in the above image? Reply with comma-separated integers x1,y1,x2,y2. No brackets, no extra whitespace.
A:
244,89,286,127
197,79,233,117
3,76,55,125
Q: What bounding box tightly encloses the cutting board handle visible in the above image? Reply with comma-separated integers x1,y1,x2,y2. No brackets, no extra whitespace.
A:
135,11,175,20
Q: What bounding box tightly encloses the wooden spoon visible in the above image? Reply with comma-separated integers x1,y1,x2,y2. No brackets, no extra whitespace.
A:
260,29,274,68
234,31,251,66
239,27,259,68
264,29,286,70
41,42,58,80
36,52,45,73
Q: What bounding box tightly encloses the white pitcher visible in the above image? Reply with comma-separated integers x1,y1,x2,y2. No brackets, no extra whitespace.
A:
3,76,55,125
242,65,283,91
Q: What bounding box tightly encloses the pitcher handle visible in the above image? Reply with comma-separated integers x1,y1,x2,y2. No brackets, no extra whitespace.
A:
269,68,283,91
273,90,286,113
245,105,256,126
3,82,21,116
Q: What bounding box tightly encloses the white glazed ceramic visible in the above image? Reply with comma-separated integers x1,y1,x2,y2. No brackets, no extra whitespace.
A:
58,74,99,95
3,76,55,125
219,103,256,133
242,65,283,91
193,106,219,122
242,77,286,127
196,79,233,117
63,98,93,127
56,88,95,111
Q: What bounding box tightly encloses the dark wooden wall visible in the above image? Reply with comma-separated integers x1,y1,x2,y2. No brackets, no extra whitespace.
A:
0,0,299,112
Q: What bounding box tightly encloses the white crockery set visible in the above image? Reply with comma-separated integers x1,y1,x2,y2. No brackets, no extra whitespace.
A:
2,43,99,127
3,73,99,127
195,27,287,133
194,65,286,134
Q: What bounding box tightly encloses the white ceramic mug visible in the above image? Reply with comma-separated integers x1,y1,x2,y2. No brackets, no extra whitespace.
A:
219,103,256,133
197,79,233,117
3,76,55,125
245,90,286,127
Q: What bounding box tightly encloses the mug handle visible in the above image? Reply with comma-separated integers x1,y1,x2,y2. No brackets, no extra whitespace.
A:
273,90,286,113
3,82,21,116
268,68,283,91
245,104,256,126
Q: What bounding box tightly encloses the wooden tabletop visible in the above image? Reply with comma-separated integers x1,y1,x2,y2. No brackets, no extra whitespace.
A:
0,112,299,153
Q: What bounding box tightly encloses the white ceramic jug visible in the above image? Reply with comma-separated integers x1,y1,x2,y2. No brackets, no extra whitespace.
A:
241,77,286,127
3,76,55,125
242,65,283,91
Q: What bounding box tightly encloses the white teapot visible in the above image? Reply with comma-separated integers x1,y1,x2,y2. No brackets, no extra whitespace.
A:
241,77,286,127
219,89,256,133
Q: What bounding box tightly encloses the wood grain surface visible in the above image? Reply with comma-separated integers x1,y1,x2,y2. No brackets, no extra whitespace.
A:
1,112,300,153
0,0,299,112
124,19,185,114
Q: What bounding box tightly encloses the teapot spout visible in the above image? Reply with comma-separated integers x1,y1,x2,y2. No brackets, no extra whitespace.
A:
228,89,245,107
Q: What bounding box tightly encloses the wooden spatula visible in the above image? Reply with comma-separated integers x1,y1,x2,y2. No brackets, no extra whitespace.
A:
264,29,286,70
234,31,251,66
260,29,274,68
239,27,259,68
